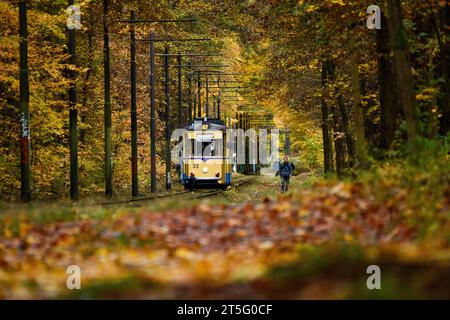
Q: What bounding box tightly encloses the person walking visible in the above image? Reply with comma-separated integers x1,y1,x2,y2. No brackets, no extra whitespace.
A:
276,156,295,192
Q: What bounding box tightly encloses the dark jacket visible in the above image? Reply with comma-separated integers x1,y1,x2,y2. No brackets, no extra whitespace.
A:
276,161,294,177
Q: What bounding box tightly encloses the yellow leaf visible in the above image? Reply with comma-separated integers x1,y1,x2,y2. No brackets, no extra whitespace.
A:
298,208,310,217
344,234,354,242
175,248,195,260
4,228,12,238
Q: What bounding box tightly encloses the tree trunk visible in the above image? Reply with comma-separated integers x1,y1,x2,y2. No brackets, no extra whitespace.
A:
432,6,450,135
331,103,346,176
377,13,399,149
326,60,345,175
80,11,94,144
349,30,369,169
321,60,332,175
387,0,420,153
337,93,355,166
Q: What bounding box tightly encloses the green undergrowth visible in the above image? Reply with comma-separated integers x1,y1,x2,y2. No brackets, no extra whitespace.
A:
266,242,450,299
262,146,450,299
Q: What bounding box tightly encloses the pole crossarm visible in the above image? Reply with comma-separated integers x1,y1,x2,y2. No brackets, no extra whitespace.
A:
212,91,251,95
115,19,197,24
156,64,229,68
189,71,239,76
210,92,240,97
155,53,222,57
214,88,250,91
138,38,211,42
208,86,246,89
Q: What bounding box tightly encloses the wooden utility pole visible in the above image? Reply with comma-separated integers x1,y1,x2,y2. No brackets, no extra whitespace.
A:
164,46,171,190
19,0,31,202
187,62,193,123
130,10,138,196
197,71,201,117
103,0,113,196
68,0,78,200
149,32,157,193
205,74,209,117
177,51,183,128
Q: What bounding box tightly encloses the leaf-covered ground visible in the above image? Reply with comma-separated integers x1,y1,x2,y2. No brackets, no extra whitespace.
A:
0,170,449,299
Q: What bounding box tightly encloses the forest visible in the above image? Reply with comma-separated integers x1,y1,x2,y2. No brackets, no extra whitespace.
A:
0,0,449,299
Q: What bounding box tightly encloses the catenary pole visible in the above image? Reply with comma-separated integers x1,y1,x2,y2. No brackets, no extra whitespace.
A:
111,18,198,195
103,0,113,196
68,0,78,200
130,10,138,196
205,74,209,117
187,61,193,123
164,46,171,190
149,32,157,192
177,51,183,128
19,0,31,202
197,71,201,117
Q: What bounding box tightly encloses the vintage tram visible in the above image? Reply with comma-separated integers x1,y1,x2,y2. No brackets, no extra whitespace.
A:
179,118,232,189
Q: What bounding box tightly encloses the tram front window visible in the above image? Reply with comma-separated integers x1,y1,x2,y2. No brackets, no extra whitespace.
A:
189,138,223,158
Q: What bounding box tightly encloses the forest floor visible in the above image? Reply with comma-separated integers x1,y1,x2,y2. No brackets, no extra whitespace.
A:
0,164,449,299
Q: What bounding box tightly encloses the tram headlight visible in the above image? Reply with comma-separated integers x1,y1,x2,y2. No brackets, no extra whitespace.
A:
215,172,220,177
202,167,208,173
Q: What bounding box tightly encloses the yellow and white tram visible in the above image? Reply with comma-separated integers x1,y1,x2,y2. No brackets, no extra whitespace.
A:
180,118,232,189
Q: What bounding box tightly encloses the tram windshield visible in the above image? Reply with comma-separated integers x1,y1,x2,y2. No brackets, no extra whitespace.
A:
187,137,223,158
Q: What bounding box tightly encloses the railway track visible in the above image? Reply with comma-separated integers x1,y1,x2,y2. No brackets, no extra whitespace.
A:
187,178,253,200
77,177,255,207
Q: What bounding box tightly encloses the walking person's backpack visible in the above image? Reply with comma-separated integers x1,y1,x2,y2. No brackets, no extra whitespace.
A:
280,163,292,177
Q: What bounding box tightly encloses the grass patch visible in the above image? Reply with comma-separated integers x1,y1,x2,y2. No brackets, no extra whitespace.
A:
266,243,450,299
64,276,160,299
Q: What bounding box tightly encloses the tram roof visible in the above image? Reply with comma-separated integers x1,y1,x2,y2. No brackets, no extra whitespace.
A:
186,118,227,131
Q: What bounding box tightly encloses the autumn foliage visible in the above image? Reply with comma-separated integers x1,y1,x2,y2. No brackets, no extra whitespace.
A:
0,0,449,300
